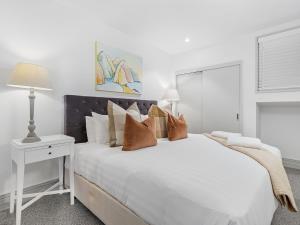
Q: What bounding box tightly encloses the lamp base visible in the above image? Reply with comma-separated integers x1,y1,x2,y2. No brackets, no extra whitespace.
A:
22,135,41,143
22,88,41,143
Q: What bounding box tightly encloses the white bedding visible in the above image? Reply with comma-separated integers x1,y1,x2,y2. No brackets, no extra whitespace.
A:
68,134,278,225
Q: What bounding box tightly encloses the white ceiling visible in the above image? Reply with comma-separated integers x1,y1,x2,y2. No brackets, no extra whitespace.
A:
9,0,300,54
62,0,300,54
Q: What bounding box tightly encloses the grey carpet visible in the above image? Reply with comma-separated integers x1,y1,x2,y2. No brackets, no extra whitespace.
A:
0,194,299,225
0,194,104,225
272,199,300,225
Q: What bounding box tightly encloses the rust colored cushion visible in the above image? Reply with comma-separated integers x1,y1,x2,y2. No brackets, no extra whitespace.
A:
123,114,157,151
148,105,168,138
167,114,188,141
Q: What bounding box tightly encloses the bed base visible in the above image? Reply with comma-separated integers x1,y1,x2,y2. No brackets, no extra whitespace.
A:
65,170,148,225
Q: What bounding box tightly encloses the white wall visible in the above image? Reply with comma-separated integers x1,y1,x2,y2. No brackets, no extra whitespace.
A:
0,1,172,195
172,19,300,138
258,103,300,160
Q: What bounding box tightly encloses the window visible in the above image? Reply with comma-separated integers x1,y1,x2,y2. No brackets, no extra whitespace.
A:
257,27,300,92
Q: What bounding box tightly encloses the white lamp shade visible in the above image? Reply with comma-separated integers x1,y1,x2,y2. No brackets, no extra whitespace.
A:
162,88,180,102
7,63,52,90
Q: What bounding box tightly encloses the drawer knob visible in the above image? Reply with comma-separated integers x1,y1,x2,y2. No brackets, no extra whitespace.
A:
48,145,52,148
48,152,52,155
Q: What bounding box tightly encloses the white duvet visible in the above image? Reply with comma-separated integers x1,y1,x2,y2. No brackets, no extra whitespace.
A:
70,134,278,225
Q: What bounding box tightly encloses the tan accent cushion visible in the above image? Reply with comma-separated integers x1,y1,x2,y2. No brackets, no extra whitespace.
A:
123,114,157,151
167,114,188,141
108,101,141,146
148,105,168,138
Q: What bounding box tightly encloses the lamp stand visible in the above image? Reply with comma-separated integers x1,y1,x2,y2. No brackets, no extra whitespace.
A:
170,101,174,115
22,88,41,143
169,101,177,116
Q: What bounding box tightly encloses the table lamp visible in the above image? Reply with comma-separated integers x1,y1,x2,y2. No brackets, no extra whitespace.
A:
162,88,180,114
7,63,52,143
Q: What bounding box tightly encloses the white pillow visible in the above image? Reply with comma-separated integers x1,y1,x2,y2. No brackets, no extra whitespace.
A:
92,112,109,144
227,136,262,149
85,116,96,143
141,114,149,121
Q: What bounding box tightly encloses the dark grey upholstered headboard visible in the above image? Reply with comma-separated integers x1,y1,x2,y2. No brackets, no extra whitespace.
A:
64,95,157,143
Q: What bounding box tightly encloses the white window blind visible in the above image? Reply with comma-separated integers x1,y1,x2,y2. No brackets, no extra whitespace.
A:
258,28,300,91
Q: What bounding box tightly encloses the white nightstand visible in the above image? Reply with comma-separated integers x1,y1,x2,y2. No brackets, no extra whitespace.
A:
9,135,75,225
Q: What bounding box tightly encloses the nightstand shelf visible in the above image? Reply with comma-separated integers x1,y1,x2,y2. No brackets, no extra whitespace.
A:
10,135,75,225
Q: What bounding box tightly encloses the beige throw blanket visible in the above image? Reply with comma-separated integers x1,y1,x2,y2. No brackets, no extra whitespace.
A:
205,134,298,212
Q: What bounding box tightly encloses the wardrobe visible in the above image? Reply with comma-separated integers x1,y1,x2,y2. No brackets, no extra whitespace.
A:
176,63,241,134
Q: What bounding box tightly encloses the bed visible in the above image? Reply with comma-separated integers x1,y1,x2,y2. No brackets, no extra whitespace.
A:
64,95,278,225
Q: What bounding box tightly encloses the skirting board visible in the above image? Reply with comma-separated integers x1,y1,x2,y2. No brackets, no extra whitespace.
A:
0,179,58,212
283,158,300,170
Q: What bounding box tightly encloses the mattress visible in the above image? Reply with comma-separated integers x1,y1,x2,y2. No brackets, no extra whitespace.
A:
66,134,278,225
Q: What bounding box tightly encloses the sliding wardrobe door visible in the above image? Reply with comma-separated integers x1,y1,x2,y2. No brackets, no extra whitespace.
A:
202,65,240,133
176,72,203,133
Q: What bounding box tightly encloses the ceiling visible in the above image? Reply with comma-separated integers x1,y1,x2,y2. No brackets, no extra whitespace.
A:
60,0,300,54
5,0,300,55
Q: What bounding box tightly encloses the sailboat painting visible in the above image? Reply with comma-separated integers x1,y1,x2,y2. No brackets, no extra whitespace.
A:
95,41,143,95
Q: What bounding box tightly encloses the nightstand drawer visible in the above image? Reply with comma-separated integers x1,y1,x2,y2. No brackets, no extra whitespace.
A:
25,144,70,164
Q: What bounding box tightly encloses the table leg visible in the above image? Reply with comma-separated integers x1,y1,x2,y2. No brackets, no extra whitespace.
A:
69,145,74,205
9,161,16,214
16,163,24,225
58,157,64,191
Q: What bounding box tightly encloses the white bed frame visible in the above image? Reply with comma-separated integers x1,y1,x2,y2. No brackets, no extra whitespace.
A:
65,169,148,225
